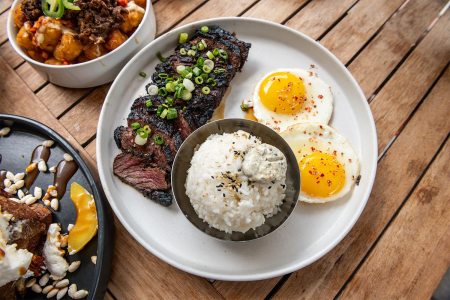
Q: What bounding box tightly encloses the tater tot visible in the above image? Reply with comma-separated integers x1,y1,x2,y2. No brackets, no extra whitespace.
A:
120,10,144,34
83,43,107,60
36,25,62,52
105,30,128,51
16,24,34,50
13,6,26,28
53,34,83,62
45,58,64,65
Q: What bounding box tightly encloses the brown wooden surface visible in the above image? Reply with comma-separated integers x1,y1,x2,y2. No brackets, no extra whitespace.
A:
1,0,449,299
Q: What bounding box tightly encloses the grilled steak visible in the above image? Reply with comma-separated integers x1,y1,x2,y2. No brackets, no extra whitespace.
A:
113,25,251,206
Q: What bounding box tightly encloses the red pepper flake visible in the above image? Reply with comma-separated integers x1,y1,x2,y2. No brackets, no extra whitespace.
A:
118,0,128,7
318,95,323,99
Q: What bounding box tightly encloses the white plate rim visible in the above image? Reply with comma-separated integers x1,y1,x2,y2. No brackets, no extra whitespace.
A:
97,17,378,281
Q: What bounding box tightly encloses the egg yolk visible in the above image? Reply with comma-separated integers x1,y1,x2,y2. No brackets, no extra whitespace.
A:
259,72,306,114
299,152,345,198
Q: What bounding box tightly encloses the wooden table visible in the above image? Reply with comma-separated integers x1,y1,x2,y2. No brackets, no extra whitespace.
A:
1,0,449,298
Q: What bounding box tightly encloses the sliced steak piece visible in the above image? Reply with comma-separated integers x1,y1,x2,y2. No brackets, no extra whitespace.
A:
113,153,172,206
113,26,250,206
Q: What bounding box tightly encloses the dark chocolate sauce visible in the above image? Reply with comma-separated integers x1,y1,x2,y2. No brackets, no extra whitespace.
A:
0,170,6,189
54,159,78,199
24,145,51,190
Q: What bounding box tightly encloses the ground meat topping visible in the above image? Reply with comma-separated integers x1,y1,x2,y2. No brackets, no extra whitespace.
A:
74,0,126,44
21,0,41,22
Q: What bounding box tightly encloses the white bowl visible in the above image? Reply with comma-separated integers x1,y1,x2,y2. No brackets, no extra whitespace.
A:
6,0,156,88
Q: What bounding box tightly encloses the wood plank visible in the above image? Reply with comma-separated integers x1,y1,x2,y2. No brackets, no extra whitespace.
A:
154,0,206,35
214,277,280,300
341,138,450,299
104,291,116,300
85,138,96,162
242,0,308,23
36,84,92,118
178,0,258,26
320,0,406,64
15,62,47,92
0,55,95,169
0,41,23,68
286,0,358,40
372,11,450,152
0,0,13,14
108,219,224,299
349,0,445,98
273,59,450,300
59,85,109,145
0,9,9,43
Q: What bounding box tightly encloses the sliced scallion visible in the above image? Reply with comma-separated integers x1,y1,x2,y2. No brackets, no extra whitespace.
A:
214,68,225,74
202,65,212,74
218,49,228,59
181,89,192,101
207,78,217,87
136,128,149,139
143,125,151,134
135,134,147,146
165,97,174,105
183,78,195,92
154,135,164,145
179,48,187,55
147,84,159,95
187,49,196,56
191,45,197,50
202,86,211,94
179,32,188,44
157,52,167,62
158,73,168,79
196,57,205,66
145,100,153,107
166,82,175,92
176,65,186,74
160,109,168,119
206,51,214,60
166,108,178,120
193,67,201,76
197,43,205,51
139,71,146,78
201,26,209,33
212,48,219,56
158,87,168,96
204,59,214,70
194,76,203,84
131,122,140,130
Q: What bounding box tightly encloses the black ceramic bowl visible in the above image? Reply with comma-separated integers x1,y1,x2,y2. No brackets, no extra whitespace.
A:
171,119,300,242
0,114,113,300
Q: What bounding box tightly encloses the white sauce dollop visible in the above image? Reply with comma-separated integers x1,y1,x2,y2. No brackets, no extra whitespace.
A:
43,223,68,280
242,144,287,182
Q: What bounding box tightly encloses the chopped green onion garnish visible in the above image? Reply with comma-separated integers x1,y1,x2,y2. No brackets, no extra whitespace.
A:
191,45,197,50
183,78,195,92
197,43,205,51
147,84,159,95
136,128,149,139
196,57,205,66
218,49,228,59
166,108,178,120
201,26,209,33
176,65,186,74
134,134,147,146
158,73,168,79
131,122,140,130
204,59,214,70
212,48,219,56
214,68,225,74
139,71,147,78
160,109,168,119
206,51,214,60
179,32,188,44
174,85,184,99
180,69,190,78
187,49,196,56
240,103,249,111
143,125,151,134
193,67,201,76
207,78,217,87
202,86,211,94
202,65,212,74
194,76,204,84
185,72,193,79
145,100,153,107
179,48,187,55
181,89,192,101
154,135,164,145
158,87,168,96
157,52,167,62
201,73,208,80
165,97,174,105
156,105,164,116
166,82,175,92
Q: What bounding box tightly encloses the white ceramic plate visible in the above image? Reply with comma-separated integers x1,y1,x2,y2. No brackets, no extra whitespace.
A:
97,17,377,281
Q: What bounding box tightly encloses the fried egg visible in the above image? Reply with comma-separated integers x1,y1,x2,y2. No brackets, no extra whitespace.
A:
281,123,360,203
252,69,333,132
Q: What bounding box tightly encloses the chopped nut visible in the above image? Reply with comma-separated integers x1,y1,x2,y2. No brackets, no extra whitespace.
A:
49,166,57,173
17,189,25,199
25,196,38,205
3,179,11,188
39,273,50,286
6,171,14,181
31,283,42,293
68,284,77,298
0,127,11,137
50,198,59,211
42,285,53,294
63,153,73,162
42,140,55,147
14,179,25,189
55,279,69,288
44,199,51,206
47,288,59,298
38,160,48,172
91,256,97,265
14,172,25,181
68,261,81,273
57,287,68,300
34,187,43,199
73,289,89,299
67,224,74,232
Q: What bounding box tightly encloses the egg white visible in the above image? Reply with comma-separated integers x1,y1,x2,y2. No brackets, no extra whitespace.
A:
253,69,333,132
280,123,360,203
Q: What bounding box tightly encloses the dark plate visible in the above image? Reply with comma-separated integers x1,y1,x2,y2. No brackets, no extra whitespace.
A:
0,114,113,300
171,119,300,242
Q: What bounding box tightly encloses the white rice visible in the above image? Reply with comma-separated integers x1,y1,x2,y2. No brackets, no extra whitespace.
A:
185,130,287,233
